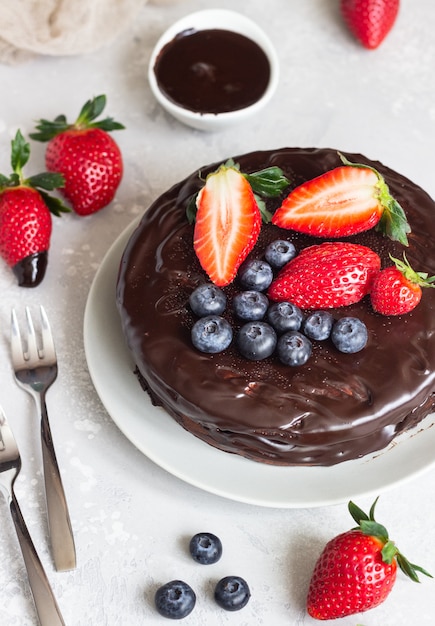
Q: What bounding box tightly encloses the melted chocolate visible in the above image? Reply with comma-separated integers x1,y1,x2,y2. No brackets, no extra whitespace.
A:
153,29,271,114
116,148,435,466
13,251,48,287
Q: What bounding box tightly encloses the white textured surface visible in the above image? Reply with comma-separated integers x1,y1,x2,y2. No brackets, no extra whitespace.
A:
0,1,434,624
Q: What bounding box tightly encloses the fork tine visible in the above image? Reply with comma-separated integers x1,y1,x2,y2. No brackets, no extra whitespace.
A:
24,307,40,363
39,306,56,360
11,308,26,368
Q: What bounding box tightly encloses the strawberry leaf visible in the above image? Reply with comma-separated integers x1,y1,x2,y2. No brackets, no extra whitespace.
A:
11,130,30,175
26,172,65,191
377,197,411,246
348,499,371,524
186,192,198,224
38,189,71,217
244,166,290,198
360,520,389,541
254,194,272,223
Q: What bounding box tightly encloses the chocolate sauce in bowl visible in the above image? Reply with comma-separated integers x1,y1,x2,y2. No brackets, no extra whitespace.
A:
153,29,271,114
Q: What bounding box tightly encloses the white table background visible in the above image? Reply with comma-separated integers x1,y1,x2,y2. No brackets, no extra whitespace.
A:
0,1,434,624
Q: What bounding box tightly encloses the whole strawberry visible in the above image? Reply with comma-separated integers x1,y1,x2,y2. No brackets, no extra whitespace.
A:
341,0,400,49
370,254,435,315
307,498,431,620
0,130,67,286
267,242,381,309
30,95,124,216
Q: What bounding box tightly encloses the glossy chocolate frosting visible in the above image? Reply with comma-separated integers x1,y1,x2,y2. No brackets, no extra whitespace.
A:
116,148,435,466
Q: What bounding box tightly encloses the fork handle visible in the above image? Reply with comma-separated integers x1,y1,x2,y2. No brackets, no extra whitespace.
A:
40,400,77,572
10,494,66,626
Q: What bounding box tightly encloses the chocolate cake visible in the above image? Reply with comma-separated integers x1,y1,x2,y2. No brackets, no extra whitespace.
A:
116,148,435,466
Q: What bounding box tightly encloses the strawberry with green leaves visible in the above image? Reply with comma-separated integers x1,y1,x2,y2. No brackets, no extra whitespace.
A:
307,497,431,620
370,254,435,315
190,160,289,287
341,0,400,50
268,241,381,309
272,154,410,245
30,94,124,216
0,130,67,287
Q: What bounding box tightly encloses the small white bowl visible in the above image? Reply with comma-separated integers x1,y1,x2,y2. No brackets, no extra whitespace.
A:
148,9,280,131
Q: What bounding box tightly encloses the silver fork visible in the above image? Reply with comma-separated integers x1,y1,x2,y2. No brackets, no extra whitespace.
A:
0,405,65,625
11,306,76,572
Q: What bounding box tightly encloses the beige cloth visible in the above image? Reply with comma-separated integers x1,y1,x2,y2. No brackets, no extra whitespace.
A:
0,0,175,64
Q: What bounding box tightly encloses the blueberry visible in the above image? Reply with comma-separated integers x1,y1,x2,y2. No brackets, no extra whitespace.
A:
331,317,368,353
214,576,251,612
191,316,232,353
233,290,269,321
267,301,304,334
155,580,196,619
264,239,297,268
303,311,334,341
238,259,273,291
189,532,222,565
237,322,277,360
277,331,312,366
189,283,226,317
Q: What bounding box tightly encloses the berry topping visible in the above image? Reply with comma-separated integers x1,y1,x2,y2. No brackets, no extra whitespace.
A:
331,317,368,353
267,301,304,334
277,331,312,366
264,238,297,269
154,580,196,619
191,316,233,354
307,498,432,620
341,0,399,50
189,532,223,565
303,311,334,341
214,576,251,612
370,254,435,316
189,283,227,316
272,154,410,245
237,322,277,361
238,258,273,291
232,290,269,321
268,242,381,309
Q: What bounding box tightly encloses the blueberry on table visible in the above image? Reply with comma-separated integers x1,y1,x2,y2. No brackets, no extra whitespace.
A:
303,310,334,341
189,283,226,316
154,580,196,619
191,315,233,353
277,331,312,366
232,290,269,321
214,576,251,611
189,532,223,564
237,322,277,360
331,317,368,353
264,239,297,268
238,258,273,291
267,301,304,333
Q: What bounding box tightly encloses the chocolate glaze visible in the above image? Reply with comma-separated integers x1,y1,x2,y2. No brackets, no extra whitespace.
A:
153,29,271,114
13,251,48,287
116,148,435,466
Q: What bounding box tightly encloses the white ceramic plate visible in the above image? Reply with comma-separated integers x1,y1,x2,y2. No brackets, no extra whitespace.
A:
83,219,435,508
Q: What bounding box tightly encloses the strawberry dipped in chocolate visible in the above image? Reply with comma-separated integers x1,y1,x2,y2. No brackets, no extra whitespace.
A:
0,130,68,287
30,95,124,216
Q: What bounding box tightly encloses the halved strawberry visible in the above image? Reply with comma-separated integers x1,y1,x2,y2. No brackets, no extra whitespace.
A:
272,155,410,244
268,241,381,309
193,164,262,286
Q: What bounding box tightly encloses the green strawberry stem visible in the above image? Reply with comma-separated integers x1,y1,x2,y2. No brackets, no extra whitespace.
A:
390,253,435,288
348,498,432,583
339,152,411,246
186,159,290,224
0,130,69,216
29,94,125,142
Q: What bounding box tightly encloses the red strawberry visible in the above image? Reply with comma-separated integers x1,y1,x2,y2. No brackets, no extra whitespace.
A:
193,163,262,286
0,130,67,286
272,154,410,244
268,242,380,309
30,95,124,216
307,498,431,620
341,0,400,49
370,254,435,315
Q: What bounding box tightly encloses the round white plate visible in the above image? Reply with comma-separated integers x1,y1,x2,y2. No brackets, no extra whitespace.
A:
83,219,435,508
